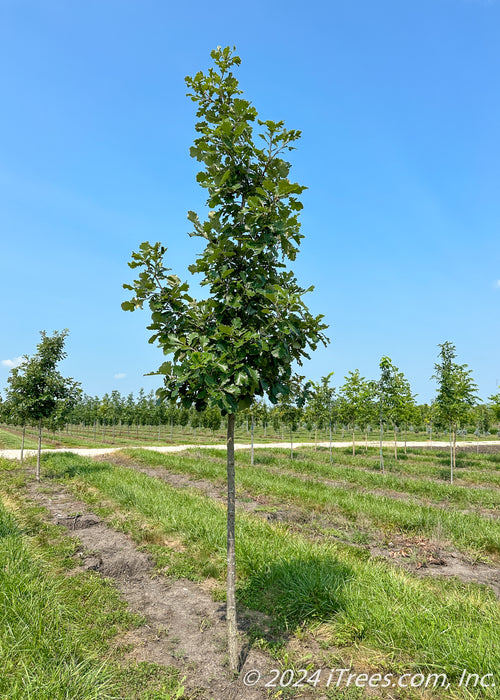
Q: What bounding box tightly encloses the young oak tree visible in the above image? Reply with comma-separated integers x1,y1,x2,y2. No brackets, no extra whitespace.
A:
122,46,328,670
338,369,368,456
4,330,80,480
376,356,394,473
489,388,500,435
433,341,477,483
306,372,335,455
379,358,416,460
278,375,311,459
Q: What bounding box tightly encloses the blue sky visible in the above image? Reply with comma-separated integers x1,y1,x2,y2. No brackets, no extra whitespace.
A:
1,0,499,403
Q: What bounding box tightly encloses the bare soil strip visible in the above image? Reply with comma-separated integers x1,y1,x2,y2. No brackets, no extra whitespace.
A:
26,480,275,700
103,452,500,600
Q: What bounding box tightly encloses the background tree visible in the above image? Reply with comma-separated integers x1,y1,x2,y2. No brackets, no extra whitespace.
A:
338,369,367,456
377,356,394,472
380,359,416,460
244,399,267,465
122,46,328,670
489,389,500,436
307,372,335,458
4,330,80,480
433,341,477,483
278,376,310,459
358,380,378,452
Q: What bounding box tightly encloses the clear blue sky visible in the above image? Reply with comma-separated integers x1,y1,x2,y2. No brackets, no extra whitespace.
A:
1,0,499,403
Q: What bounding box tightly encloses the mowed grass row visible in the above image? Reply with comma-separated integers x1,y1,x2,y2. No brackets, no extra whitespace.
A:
289,446,500,488
42,452,500,689
220,448,500,510
0,427,47,450
0,487,186,700
123,449,500,556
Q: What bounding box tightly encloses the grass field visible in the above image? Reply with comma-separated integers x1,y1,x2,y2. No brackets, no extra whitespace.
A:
1,445,498,699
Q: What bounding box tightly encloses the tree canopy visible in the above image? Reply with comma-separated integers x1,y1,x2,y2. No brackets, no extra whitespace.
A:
122,46,328,415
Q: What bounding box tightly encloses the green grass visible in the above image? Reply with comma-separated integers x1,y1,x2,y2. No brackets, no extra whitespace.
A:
225,447,500,510
41,452,500,694
0,461,187,700
122,448,500,557
0,427,47,450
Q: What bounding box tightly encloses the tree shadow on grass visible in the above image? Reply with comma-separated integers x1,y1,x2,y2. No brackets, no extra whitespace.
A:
236,555,354,665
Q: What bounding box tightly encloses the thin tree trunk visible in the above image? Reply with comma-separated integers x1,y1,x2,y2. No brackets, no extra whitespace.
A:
250,416,254,466
365,427,368,453
36,418,42,482
290,428,293,459
352,427,355,456
404,423,407,455
21,425,26,463
379,418,384,473
315,426,317,451
226,414,238,671
329,421,332,464
452,428,457,483
449,423,453,484
394,426,398,460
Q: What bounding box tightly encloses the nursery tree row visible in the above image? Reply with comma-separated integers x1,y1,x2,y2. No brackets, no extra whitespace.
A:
3,356,497,447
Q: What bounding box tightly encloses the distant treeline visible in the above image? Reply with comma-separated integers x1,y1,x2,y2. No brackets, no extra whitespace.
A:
2,385,496,438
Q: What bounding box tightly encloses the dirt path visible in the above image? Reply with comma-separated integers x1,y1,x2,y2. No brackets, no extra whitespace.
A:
3,439,500,461
26,480,279,700
103,452,500,601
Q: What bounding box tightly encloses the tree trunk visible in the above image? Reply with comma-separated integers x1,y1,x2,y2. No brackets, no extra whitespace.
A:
365,428,368,453
226,414,238,671
21,425,26,463
452,427,457,483
449,423,453,484
379,418,384,473
352,427,355,456
36,418,42,482
314,426,317,451
394,426,398,460
329,421,332,464
290,428,293,459
250,416,254,466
